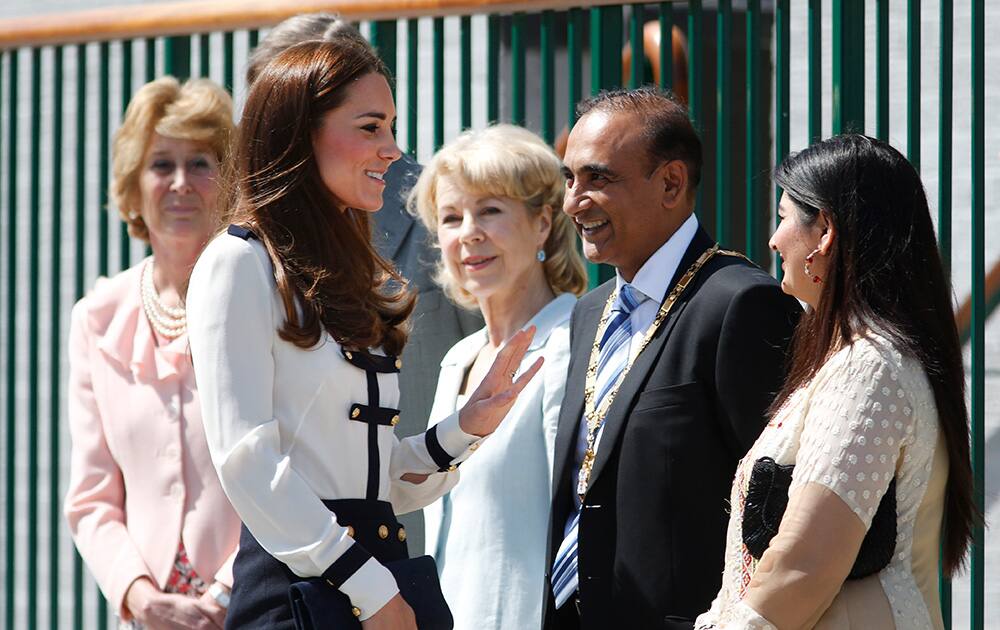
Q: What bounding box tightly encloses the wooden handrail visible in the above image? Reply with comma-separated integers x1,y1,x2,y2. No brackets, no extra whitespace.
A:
0,0,629,48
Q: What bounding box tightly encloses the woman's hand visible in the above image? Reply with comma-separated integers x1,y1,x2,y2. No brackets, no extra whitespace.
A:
195,588,228,628
361,593,417,630
459,326,544,437
124,577,222,629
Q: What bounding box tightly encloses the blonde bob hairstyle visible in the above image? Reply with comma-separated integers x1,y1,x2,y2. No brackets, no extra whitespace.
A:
111,76,234,241
409,124,587,309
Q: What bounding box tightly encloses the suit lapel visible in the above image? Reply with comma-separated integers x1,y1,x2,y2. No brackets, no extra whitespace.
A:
586,228,716,489
550,286,611,501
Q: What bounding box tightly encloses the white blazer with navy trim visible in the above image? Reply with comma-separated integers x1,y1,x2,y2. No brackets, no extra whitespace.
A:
187,231,482,621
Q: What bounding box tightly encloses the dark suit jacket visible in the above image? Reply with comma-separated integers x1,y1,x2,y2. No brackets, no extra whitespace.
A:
543,227,801,629
373,155,483,551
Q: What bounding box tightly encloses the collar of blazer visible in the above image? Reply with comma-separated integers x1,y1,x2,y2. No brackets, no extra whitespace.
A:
574,226,718,495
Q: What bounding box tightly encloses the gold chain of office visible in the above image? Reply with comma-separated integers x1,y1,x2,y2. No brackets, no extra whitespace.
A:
576,243,752,501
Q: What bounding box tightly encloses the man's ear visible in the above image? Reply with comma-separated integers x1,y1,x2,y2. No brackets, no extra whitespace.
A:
661,160,689,209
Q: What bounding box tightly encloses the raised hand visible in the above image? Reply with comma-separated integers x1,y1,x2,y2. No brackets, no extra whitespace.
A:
458,326,544,437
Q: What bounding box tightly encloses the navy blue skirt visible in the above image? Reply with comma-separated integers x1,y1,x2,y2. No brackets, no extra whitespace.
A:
225,499,409,630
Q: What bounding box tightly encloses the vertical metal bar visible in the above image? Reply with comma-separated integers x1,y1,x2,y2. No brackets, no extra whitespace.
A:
27,45,42,630
588,6,622,288
567,8,582,128
49,44,65,630
98,42,109,279
875,0,888,140
629,4,643,89
716,0,731,246
459,15,472,130
144,37,155,82
658,2,673,91
372,20,398,100
540,10,555,143
590,7,603,95
98,42,113,630
591,5,623,92
433,17,444,150
223,31,234,93
907,0,920,169
774,0,789,280
164,35,191,80
745,0,760,264
511,13,525,126
0,59,4,625
969,4,985,629
120,40,132,272
938,1,953,286
808,0,821,143
4,49,19,630
934,21,954,620
831,0,864,134
487,15,500,123
686,0,702,126
199,33,210,78
72,43,86,630
687,0,702,217
406,19,418,155
72,41,87,615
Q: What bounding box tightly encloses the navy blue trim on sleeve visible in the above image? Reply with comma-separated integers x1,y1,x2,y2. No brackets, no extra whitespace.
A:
320,542,373,589
227,224,258,240
424,424,459,473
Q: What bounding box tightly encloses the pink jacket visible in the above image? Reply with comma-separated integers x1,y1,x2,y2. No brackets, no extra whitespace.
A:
64,261,241,616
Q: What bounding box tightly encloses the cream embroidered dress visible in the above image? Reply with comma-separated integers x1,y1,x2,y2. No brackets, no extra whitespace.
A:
695,333,948,629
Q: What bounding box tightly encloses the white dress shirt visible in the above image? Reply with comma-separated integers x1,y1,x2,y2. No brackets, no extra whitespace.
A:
186,233,480,620
616,213,699,360
571,214,699,509
423,293,575,630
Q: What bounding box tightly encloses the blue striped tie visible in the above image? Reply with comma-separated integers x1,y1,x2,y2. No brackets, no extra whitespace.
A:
551,284,645,609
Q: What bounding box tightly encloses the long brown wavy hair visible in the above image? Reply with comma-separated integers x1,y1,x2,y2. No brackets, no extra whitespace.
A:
229,40,414,354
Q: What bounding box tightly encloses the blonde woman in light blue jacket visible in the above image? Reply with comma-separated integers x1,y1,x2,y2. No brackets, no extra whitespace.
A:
409,125,588,630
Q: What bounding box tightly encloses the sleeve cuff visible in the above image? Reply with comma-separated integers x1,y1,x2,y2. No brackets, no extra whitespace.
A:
718,601,777,630
336,557,399,621
427,411,481,470
108,548,155,619
213,550,237,588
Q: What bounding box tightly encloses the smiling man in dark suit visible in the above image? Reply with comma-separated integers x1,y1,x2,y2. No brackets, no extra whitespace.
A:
544,88,801,630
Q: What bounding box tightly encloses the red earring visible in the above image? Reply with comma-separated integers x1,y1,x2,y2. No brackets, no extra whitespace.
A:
804,248,822,284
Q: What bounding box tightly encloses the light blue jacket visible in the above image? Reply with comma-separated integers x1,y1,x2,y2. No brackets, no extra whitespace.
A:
423,293,576,630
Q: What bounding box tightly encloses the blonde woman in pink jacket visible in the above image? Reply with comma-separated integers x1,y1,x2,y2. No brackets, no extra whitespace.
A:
65,77,239,630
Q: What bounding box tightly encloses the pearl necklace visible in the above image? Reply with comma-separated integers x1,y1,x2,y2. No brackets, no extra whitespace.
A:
140,258,187,339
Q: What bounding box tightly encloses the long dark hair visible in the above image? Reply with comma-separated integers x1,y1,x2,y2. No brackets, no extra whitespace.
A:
771,134,976,576
229,39,414,354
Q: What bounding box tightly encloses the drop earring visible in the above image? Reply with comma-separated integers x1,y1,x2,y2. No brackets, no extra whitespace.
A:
537,249,547,262
804,248,822,284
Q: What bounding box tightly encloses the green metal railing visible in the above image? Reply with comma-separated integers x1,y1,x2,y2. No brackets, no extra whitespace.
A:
0,1,992,628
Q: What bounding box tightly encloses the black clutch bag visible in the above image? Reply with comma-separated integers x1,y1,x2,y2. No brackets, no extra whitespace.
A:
741,456,897,580
288,555,454,630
